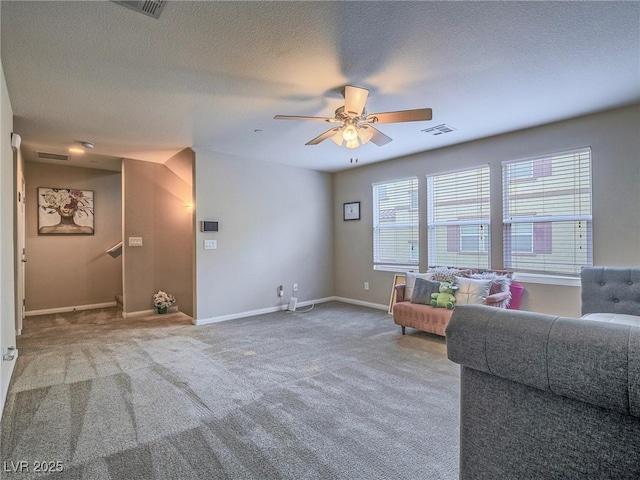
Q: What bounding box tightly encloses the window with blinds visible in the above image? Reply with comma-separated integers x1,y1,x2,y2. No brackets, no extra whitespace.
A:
373,177,419,269
502,147,592,276
427,166,490,269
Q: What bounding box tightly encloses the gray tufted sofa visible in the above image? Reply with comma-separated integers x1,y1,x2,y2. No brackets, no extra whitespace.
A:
446,267,640,479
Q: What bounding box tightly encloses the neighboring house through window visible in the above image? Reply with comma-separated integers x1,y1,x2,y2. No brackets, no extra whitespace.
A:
427,165,490,269
503,147,592,276
373,177,419,270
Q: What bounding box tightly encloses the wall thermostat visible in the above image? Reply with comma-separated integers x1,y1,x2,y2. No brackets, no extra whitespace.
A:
201,221,219,232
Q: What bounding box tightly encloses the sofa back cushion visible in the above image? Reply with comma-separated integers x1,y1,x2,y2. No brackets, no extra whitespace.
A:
581,267,640,316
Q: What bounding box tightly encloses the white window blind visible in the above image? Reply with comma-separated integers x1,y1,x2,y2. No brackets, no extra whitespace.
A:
427,166,490,269
373,177,419,269
503,147,592,276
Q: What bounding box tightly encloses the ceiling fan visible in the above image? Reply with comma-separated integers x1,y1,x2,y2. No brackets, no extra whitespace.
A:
274,85,432,149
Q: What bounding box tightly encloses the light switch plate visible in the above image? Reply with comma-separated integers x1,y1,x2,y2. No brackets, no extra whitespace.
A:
128,237,143,247
204,239,217,250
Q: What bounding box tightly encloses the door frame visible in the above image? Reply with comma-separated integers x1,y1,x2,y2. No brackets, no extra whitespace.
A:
15,148,25,335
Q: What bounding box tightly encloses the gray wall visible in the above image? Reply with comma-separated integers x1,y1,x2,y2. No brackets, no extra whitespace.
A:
1,60,17,410
24,162,122,311
122,151,194,316
333,105,640,317
194,152,334,321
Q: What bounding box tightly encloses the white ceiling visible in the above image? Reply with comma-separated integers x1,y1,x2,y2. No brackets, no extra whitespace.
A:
1,1,639,173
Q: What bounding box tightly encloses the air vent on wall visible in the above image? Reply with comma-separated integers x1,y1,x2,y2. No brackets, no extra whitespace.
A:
112,0,166,19
421,124,456,136
37,152,69,161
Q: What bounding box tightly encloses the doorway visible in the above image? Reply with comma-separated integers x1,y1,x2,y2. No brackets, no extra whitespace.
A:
22,160,123,317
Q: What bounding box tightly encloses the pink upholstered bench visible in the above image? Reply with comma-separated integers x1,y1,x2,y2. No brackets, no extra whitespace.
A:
393,298,453,336
391,268,516,336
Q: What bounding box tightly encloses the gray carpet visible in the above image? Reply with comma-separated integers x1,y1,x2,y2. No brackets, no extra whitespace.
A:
1,302,460,479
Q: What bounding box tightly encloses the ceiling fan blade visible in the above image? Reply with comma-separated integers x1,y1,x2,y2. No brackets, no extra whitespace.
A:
365,125,393,146
365,108,432,124
305,127,342,145
274,115,339,123
344,85,369,116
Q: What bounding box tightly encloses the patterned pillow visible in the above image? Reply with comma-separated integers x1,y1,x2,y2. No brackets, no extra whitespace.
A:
454,276,492,305
411,278,441,305
405,271,433,299
428,266,470,283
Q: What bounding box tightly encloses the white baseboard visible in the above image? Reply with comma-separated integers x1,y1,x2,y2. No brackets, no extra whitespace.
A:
301,296,336,306
194,304,288,325
25,302,117,317
123,309,155,318
123,305,179,318
331,296,389,311
194,296,386,326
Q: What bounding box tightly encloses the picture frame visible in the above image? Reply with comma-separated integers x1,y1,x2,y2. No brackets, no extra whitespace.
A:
37,187,95,235
343,201,360,221
389,273,406,314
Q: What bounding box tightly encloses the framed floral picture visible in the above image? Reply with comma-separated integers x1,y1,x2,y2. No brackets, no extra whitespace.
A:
37,187,94,235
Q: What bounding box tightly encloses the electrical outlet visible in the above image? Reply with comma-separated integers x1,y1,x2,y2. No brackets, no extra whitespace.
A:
3,346,17,361
364,282,370,291
128,236,143,247
293,283,298,292
278,285,284,297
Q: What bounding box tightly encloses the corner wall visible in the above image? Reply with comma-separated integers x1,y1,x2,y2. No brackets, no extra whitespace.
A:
23,163,122,312
333,105,640,317
194,152,334,322
122,149,194,316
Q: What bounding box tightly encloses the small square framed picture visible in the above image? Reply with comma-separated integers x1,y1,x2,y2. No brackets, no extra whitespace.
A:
343,201,360,221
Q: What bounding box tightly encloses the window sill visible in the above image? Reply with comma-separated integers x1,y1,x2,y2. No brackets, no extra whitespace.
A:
373,267,581,286
374,265,419,273
512,272,580,287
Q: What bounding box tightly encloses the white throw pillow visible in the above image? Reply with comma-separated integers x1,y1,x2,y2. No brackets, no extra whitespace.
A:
405,271,433,300
454,276,492,305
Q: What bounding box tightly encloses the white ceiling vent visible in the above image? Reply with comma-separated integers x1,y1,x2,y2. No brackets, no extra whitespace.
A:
422,124,456,136
112,0,166,20
38,152,69,161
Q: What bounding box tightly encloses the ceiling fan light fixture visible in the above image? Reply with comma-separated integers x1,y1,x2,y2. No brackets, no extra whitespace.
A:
358,126,373,145
274,84,432,149
342,124,358,142
331,131,344,146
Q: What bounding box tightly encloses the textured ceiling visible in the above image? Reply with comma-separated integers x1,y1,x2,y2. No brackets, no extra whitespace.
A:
1,1,639,172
